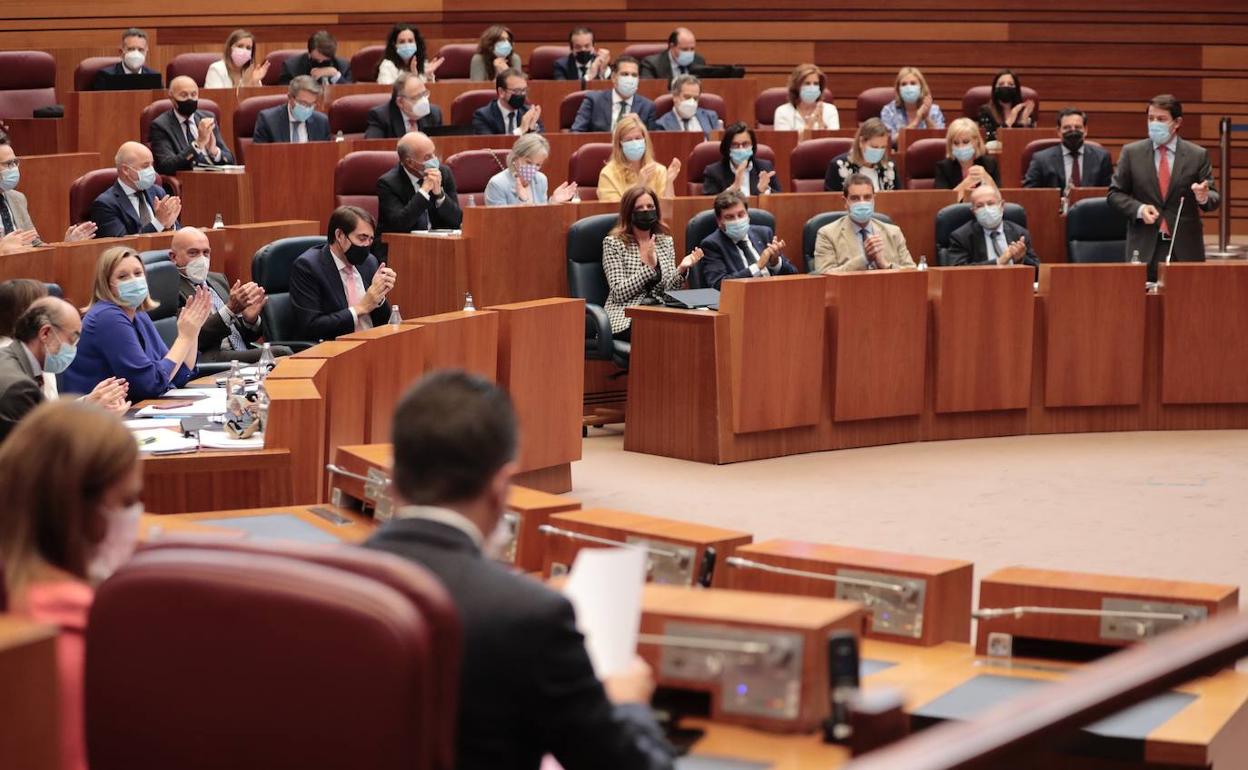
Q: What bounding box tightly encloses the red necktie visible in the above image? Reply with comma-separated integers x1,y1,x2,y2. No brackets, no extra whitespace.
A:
1069,151,1081,187
1157,146,1171,236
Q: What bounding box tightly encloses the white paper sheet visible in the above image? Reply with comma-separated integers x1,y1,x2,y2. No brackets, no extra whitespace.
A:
561,546,646,678
136,389,227,417
123,417,183,430
133,428,199,454
164,388,221,398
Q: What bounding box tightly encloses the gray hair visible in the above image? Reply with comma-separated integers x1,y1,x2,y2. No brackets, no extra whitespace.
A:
507,133,549,169
288,75,323,98
670,73,701,95
391,71,425,99
121,27,148,44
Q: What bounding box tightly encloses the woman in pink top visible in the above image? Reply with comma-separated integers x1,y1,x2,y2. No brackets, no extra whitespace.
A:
0,401,143,770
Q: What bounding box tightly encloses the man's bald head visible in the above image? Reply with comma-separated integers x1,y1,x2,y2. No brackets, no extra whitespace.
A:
169,75,199,103
169,227,210,268
396,131,436,170
15,296,81,346
114,141,151,169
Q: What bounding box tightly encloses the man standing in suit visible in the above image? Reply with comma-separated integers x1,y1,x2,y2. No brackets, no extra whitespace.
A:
813,174,915,273
0,139,96,245
149,76,235,176
364,72,442,139
472,69,544,136
946,184,1040,273
554,27,611,85
364,371,675,770
640,28,706,86
253,76,331,144
280,30,353,85
1108,94,1219,281
1022,108,1113,190
377,131,463,234
571,56,654,133
653,75,720,139
289,206,396,341
698,190,797,289
90,141,181,237
91,27,160,90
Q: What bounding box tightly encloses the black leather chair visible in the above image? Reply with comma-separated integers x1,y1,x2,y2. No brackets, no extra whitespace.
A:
682,208,778,289
252,236,325,351
801,211,894,273
566,213,628,371
139,249,170,266
144,261,181,323
934,203,1027,266
1066,198,1128,263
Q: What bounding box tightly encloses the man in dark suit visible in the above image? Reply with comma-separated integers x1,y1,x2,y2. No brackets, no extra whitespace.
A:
289,206,396,341
364,371,675,770
570,56,654,133
946,185,1040,274
640,28,706,86
698,190,797,289
1108,94,1219,281
1022,108,1113,190
149,76,235,176
472,69,544,136
364,72,442,139
0,138,97,245
253,76,331,144
90,141,182,237
279,30,353,85
553,26,611,84
91,27,159,90
377,131,463,234
653,74,720,139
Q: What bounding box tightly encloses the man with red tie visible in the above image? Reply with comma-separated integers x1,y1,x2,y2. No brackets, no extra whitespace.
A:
1109,94,1219,281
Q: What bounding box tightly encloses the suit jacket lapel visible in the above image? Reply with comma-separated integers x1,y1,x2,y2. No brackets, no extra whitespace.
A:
6,340,35,379
1164,140,1188,204
317,245,348,308
111,183,140,231
389,102,406,136
278,111,291,142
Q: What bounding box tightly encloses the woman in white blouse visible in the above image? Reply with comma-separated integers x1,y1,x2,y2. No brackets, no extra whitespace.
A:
204,29,268,89
773,63,840,132
376,23,443,85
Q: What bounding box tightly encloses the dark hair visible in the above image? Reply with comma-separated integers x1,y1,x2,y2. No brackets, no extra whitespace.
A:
843,173,875,196
12,297,64,344
308,30,336,56
1149,94,1182,120
714,189,748,217
568,26,593,44
1056,107,1087,127
477,25,514,59
391,71,423,99
614,55,639,71
0,279,48,338
985,69,1022,123
667,28,691,46
495,67,525,91
121,27,148,44
326,205,375,243
0,130,8,146
719,121,756,160
391,371,517,506
609,186,669,242
382,23,426,78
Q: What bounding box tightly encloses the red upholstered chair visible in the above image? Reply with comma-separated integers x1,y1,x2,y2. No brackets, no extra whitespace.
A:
567,143,612,200
754,87,833,128
560,90,591,131
262,49,303,86
447,149,509,197
85,542,460,770
685,141,722,195
653,92,728,121
435,44,478,80
529,46,570,80
329,93,390,139
74,56,120,91
0,51,56,119
165,53,219,87
232,94,288,163
790,138,853,192
69,168,181,225
622,43,667,61
1020,137,1062,179
350,45,387,83
856,87,896,123
904,138,949,189
450,90,496,127
139,98,222,147
334,151,396,220
962,85,1040,120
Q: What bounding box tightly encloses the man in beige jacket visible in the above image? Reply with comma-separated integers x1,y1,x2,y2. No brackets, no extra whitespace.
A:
812,173,915,273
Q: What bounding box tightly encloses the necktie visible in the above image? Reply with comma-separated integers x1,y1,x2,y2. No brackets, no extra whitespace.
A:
860,227,875,268
290,121,299,143
507,111,516,134
342,264,364,331
1157,145,1171,236
992,231,1007,260
184,118,196,150
135,193,151,228
578,65,587,88
1069,151,1082,187
407,117,418,132
615,100,628,128
205,283,248,352
734,240,752,271
0,194,14,235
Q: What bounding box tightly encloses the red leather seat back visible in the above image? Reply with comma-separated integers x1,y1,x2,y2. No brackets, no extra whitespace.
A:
435,44,477,80
1021,137,1062,178
567,143,612,200
450,90,496,127
140,98,222,147
962,85,1040,120
330,93,390,139
262,49,303,86
654,92,727,121
86,543,459,770
790,137,852,192
529,46,570,80
856,87,896,123
350,45,387,83
685,141,721,195
622,43,666,61
754,86,833,128
74,56,120,92
233,94,289,163
69,169,181,224
0,51,56,119
904,138,949,189
165,53,219,88
446,148,509,196
560,90,591,131
334,150,396,220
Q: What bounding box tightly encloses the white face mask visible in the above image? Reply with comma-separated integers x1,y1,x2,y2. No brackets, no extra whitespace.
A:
407,96,431,120
183,255,209,284
674,98,698,120
88,502,143,585
123,50,147,71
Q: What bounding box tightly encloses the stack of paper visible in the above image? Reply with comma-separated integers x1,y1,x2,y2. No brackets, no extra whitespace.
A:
132,428,198,455
136,389,227,417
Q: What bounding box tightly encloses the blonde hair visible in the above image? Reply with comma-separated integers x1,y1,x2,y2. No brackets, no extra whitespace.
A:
786,63,825,107
605,114,655,181
945,117,985,160
508,133,549,170
222,28,256,86
849,118,890,166
893,66,931,108
91,246,158,313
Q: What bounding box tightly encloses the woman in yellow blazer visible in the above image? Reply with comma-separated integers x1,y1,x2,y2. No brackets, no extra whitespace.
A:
597,114,681,203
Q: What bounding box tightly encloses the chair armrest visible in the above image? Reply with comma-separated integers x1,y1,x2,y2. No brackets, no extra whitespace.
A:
584,303,613,361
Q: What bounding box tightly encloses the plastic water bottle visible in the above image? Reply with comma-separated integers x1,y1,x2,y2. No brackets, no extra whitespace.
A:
388,305,402,325
917,254,928,272
1131,250,1142,264
463,292,476,311
254,380,270,434
335,129,345,143
212,213,225,229
466,194,476,207
257,342,276,375
570,189,582,204
226,359,245,398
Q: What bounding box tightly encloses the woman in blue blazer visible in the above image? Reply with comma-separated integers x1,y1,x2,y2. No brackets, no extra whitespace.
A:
64,246,211,402
484,134,579,206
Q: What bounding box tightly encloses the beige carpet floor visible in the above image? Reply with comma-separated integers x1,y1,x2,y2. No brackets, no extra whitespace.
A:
572,429,1248,609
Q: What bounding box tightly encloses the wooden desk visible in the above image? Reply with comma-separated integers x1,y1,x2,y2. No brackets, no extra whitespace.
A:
405,309,499,379
0,617,59,770
383,232,468,318
178,169,253,229
289,340,369,500
247,141,349,223
684,720,848,769
461,205,569,305
67,88,164,159
995,128,1060,189
17,152,100,242
143,504,375,544
3,117,67,157
339,323,428,444
51,236,138,306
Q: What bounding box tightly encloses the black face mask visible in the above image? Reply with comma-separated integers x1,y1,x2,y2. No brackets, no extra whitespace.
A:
175,98,198,117
631,209,659,231
993,86,1019,104
506,92,527,111
341,237,370,266
1061,131,1085,151
574,49,595,65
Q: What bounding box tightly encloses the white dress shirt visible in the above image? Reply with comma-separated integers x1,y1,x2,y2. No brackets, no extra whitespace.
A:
610,90,633,131
117,179,164,232
981,225,1012,263
287,107,309,143
330,248,371,330
498,101,524,136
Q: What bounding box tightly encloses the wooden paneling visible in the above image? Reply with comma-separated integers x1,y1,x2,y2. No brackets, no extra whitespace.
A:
246,142,347,223
291,339,369,499
51,236,138,307
179,170,253,229
339,323,428,443
408,308,499,378
142,448,292,513
0,618,59,770
16,153,101,243
1160,262,1248,405
382,233,468,319
261,377,325,505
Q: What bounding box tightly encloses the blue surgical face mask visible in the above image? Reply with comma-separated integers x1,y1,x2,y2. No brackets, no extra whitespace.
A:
975,204,1004,230
722,217,750,241
493,40,513,59
291,102,315,123
396,43,418,61
729,146,753,166
952,144,976,163
863,146,886,165
899,84,922,104
42,328,76,374
0,167,18,191
423,155,440,169
133,165,157,191
621,138,647,162
615,74,638,98
848,201,875,224
799,84,821,105
675,49,695,68
117,277,149,308
1148,120,1173,146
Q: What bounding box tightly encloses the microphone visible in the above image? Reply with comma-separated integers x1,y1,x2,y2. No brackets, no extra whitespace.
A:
1165,195,1186,265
